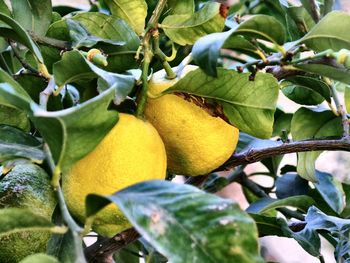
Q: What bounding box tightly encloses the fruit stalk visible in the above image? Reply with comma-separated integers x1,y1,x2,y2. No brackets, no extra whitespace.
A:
43,144,86,261
135,0,169,117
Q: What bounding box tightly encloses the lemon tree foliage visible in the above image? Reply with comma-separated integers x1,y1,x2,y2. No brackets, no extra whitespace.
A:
1,0,350,262
87,181,264,263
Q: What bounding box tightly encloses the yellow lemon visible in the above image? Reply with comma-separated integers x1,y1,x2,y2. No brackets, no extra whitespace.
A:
145,65,239,176
63,113,167,237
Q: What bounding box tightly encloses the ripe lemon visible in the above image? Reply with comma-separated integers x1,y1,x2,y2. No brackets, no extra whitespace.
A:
0,162,56,263
63,113,167,237
145,65,239,176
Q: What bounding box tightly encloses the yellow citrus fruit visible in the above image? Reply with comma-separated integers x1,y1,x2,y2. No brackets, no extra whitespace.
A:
63,113,167,237
145,65,239,176
0,162,56,263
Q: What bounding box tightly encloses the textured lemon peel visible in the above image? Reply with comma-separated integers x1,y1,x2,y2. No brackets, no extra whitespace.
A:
145,65,239,176
63,113,167,237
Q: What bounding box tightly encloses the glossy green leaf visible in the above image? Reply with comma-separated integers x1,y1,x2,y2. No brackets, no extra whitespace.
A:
105,0,147,35
53,50,135,104
280,219,321,257
0,125,44,163
233,15,286,45
249,214,285,237
87,180,264,263
276,173,309,199
0,208,65,237
0,105,30,131
301,11,350,52
166,68,279,138
192,30,259,76
46,13,140,72
160,2,225,46
281,81,325,105
304,206,350,260
10,0,52,36
66,19,125,48
0,12,43,63
291,108,342,181
247,195,315,214
283,75,331,103
19,254,59,263
30,87,119,173
314,170,344,214
167,0,194,15
295,61,350,84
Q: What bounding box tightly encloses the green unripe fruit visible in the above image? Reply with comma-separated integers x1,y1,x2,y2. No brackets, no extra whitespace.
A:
0,162,57,263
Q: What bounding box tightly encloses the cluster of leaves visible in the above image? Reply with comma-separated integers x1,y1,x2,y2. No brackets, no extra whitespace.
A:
1,0,350,262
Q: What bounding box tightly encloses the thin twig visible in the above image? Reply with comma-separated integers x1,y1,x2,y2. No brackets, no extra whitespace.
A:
309,0,321,22
329,81,350,138
84,228,140,263
239,173,305,220
29,31,71,50
9,41,40,75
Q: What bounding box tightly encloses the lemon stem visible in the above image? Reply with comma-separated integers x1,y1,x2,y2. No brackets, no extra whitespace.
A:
43,144,86,260
136,42,152,118
135,0,168,118
153,30,176,79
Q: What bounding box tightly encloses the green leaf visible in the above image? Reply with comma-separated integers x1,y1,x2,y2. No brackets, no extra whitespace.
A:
276,172,309,199
301,11,350,52
166,68,279,138
160,2,225,46
300,0,320,22
45,12,140,73
232,15,286,45
286,6,315,36
291,108,342,181
192,30,259,76
30,88,119,173
86,180,264,263
73,12,140,72
0,71,33,113
0,12,43,63
53,50,135,104
47,210,82,263
66,19,125,49
19,254,59,263
345,85,350,112
0,125,44,163
10,0,52,36
304,206,350,260
0,208,65,237
314,170,344,214
272,108,293,137
283,75,331,103
167,0,194,15
279,219,321,257
247,195,315,214
281,81,325,105
295,60,350,84
105,0,147,35
113,242,141,263
249,214,285,237
0,105,30,131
